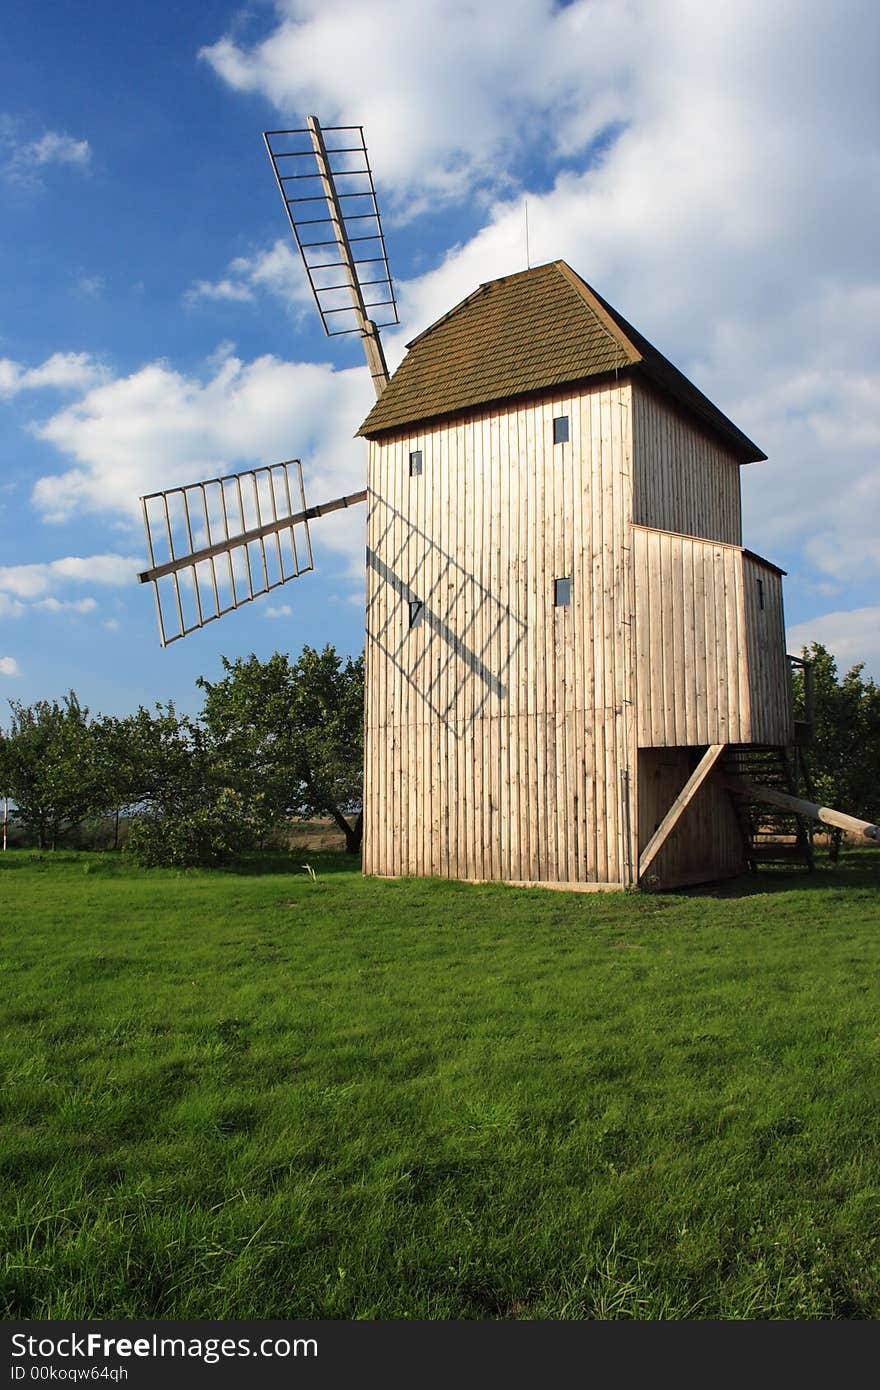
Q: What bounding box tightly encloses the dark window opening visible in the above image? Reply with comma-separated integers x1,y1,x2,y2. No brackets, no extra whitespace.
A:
553,415,569,445
409,599,424,629
757,577,765,611
409,449,423,476
554,577,571,607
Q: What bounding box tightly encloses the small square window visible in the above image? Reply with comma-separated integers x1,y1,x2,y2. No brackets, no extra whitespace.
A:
554,577,571,607
409,599,424,629
553,415,569,445
409,449,423,476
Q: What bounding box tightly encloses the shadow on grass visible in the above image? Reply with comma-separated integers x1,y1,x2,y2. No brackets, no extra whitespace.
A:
217,849,360,877
0,848,361,878
0,850,127,872
679,847,880,900
3,846,876,898
225,847,879,895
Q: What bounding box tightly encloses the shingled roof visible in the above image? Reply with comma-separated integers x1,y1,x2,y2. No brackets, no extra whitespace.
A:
357,260,766,463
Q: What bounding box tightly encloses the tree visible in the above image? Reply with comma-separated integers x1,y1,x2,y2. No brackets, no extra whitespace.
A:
0,732,12,850
3,693,110,848
794,642,880,858
110,702,266,868
99,703,205,813
197,644,365,852
94,702,206,848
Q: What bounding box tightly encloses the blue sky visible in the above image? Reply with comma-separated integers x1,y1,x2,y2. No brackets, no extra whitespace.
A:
1,0,878,718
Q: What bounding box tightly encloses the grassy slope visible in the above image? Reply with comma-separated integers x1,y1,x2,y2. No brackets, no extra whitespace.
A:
1,848,879,1319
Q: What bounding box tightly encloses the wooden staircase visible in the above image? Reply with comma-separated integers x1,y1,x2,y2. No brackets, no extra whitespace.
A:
724,746,815,871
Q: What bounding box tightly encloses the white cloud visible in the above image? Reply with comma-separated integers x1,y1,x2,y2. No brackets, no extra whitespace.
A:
32,596,98,614
27,131,91,168
0,594,25,619
0,555,138,599
0,361,20,396
29,354,374,570
187,277,255,305
788,608,880,681
2,125,92,188
264,604,293,618
0,656,21,677
186,240,306,312
103,618,121,631
0,352,107,399
72,273,105,298
198,0,634,208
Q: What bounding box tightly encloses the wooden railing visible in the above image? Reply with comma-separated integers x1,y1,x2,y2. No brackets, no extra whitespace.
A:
787,654,814,744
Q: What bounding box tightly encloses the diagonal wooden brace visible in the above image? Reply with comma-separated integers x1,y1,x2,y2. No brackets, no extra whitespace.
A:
638,744,727,882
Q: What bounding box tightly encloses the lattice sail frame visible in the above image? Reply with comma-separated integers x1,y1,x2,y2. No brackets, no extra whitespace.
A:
139,461,314,647
263,121,399,340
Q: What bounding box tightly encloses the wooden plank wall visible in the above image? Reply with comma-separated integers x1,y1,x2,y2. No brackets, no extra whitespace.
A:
633,531,792,749
637,748,745,888
363,381,637,885
632,526,752,747
631,383,743,544
743,555,793,745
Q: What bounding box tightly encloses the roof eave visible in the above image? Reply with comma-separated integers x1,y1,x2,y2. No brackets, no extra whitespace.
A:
356,366,640,441
743,548,786,576
635,363,767,464
359,362,767,462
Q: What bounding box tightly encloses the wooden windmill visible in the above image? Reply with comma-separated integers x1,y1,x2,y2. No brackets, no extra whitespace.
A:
138,120,879,888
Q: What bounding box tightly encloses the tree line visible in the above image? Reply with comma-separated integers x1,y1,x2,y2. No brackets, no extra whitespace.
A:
792,643,880,856
0,640,877,867
0,645,364,865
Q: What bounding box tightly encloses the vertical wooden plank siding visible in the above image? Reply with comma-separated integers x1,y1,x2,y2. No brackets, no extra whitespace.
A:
632,530,792,750
363,381,636,885
743,556,794,745
632,526,754,746
631,382,743,544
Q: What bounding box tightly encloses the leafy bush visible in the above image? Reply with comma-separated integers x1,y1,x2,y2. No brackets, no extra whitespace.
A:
126,789,266,868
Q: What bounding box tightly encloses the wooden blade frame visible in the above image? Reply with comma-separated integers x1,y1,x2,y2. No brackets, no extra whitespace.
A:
138,461,315,648
263,118,395,397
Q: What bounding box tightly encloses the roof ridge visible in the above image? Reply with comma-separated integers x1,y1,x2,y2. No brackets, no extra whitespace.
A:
554,262,641,368
479,259,564,287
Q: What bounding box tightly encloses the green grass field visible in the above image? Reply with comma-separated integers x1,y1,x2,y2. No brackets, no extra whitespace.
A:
2,847,879,1319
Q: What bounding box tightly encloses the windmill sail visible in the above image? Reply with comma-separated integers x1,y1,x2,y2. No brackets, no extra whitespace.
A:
264,118,397,397
138,460,315,647
138,460,366,647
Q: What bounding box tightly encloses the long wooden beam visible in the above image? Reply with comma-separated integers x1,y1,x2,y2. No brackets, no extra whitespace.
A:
722,778,880,843
137,489,367,585
306,117,390,398
638,743,727,881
